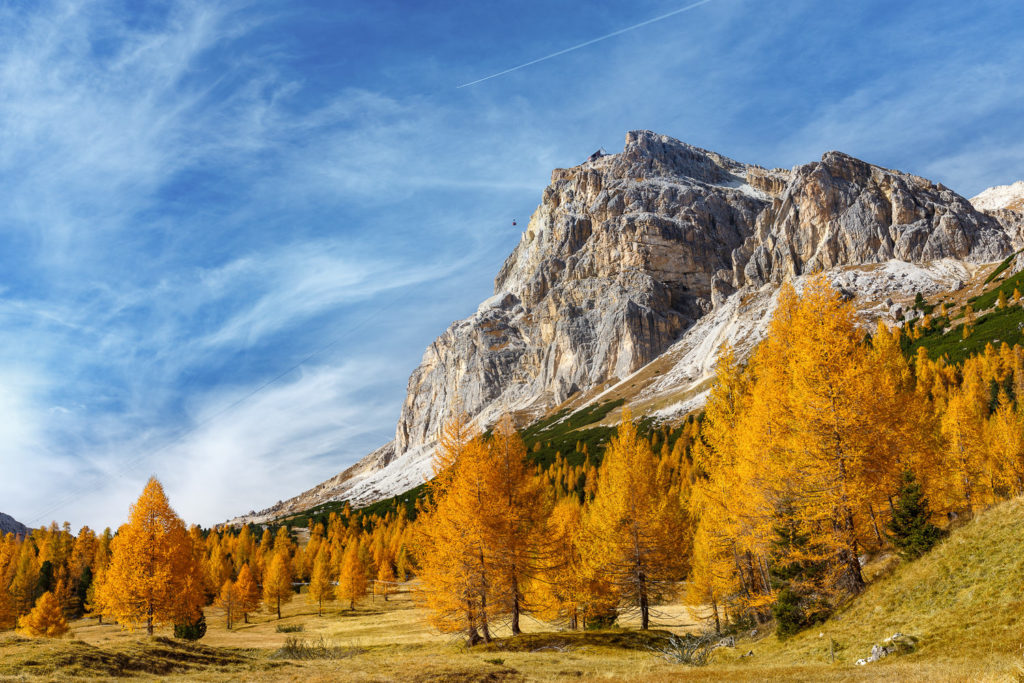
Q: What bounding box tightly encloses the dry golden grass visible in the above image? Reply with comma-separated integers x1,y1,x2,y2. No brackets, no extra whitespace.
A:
5,499,1024,681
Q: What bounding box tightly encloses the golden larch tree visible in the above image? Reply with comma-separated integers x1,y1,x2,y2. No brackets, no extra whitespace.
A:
482,414,549,635
99,477,203,635
336,543,367,610
307,546,332,616
235,563,261,623
214,579,239,629
375,560,396,601
262,549,293,619
413,417,495,644
18,591,69,638
583,409,687,630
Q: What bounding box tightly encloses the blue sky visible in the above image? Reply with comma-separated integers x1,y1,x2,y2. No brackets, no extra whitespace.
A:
0,0,1021,529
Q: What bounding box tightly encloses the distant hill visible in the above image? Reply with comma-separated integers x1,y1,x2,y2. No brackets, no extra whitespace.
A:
0,512,28,536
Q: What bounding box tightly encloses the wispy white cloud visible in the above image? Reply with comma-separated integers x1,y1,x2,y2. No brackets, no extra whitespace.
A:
20,359,402,528
4,0,1021,531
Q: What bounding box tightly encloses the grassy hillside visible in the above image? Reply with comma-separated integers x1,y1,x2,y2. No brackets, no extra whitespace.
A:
713,496,1024,678
907,260,1024,363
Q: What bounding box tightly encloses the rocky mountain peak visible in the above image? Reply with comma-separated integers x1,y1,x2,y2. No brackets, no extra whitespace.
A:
971,180,1024,212
734,150,1010,288
971,181,1024,249
232,132,1020,525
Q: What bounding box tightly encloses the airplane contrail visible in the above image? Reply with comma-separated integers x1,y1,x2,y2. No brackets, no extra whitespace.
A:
458,0,718,88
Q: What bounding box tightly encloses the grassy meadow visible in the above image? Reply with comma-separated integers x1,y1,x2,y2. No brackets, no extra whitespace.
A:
4,531,1024,683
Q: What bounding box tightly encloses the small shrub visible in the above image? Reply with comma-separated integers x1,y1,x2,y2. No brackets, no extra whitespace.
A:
646,633,717,666
173,614,206,641
484,658,505,665
271,636,361,660
771,588,810,639
275,623,304,633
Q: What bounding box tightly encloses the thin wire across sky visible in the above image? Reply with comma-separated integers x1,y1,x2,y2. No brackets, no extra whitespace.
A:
458,0,718,88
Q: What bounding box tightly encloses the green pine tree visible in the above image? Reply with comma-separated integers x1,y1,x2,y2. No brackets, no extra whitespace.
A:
887,470,942,560
769,500,831,638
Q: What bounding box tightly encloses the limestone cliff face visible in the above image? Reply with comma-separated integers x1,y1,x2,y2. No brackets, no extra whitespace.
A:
970,180,1024,249
230,132,1016,524
396,131,769,453
734,152,1010,288
395,133,1010,455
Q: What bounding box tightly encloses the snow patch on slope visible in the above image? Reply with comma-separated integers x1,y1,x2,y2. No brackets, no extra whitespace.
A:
629,259,973,416
972,181,1024,212
830,259,971,300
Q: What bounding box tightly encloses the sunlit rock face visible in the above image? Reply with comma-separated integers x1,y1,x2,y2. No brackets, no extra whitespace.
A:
232,132,1015,524
395,131,1010,455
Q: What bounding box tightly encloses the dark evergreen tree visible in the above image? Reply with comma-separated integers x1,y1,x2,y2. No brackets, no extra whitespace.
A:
34,560,55,600
74,565,93,617
769,501,831,638
887,470,942,560
173,614,207,641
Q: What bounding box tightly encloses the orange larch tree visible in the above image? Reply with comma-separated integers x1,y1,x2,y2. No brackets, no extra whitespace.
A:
336,542,367,610
262,549,293,619
18,591,69,638
307,546,332,616
99,477,204,635
234,563,261,623
582,408,687,630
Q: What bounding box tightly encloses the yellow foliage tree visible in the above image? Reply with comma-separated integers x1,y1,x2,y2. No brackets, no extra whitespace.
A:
99,478,203,635
17,592,69,638
582,408,687,630
482,414,549,634
374,560,396,602
213,579,239,629
414,417,495,643
263,549,293,619
336,543,367,610
235,563,261,623
536,499,616,629
307,546,332,616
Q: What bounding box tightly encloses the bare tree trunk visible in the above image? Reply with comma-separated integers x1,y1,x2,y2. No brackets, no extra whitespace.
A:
511,576,521,636
466,600,481,646
147,605,153,636
639,571,649,630
479,592,492,642
867,502,883,547
710,593,721,635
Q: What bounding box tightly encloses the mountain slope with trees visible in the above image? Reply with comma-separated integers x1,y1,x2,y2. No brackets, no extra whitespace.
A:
235,131,1020,524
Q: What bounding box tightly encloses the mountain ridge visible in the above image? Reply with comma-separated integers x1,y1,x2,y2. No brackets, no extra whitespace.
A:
230,131,1019,525
0,512,28,537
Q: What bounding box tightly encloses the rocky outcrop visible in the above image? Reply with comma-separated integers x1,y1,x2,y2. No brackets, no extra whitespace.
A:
971,180,1024,249
733,152,1010,288
397,135,1010,455
231,132,1017,523
396,132,770,453
0,512,28,537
